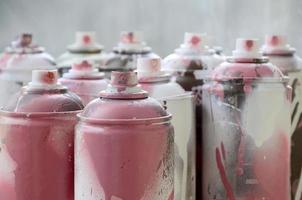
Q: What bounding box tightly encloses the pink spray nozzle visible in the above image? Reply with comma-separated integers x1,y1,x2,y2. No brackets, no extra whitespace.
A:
111,71,138,87
19,33,33,47
120,31,142,44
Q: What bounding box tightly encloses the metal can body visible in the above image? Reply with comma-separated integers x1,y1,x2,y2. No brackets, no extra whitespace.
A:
75,120,174,200
75,71,174,200
0,70,84,200
59,78,108,105
163,42,221,200
0,112,79,200
265,54,302,197
202,61,291,199
140,81,196,200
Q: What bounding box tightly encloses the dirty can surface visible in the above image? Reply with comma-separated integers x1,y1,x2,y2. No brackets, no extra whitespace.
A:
75,71,174,200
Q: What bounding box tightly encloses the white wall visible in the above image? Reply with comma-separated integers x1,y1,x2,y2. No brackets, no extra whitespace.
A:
0,0,301,57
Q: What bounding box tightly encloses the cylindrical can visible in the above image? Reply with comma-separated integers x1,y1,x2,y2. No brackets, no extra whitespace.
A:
137,57,196,200
57,31,106,75
163,32,224,199
101,31,159,78
202,39,291,199
262,35,302,198
75,71,174,200
0,70,84,200
59,60,108,105
0,33,56,107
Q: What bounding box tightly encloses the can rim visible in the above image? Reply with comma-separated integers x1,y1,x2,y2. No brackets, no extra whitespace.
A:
0,110,82,118
77,114,172,125
156,92,194,101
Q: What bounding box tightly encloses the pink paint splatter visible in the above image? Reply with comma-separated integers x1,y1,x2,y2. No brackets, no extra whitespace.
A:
245,40,254,51
270,36,279,46
42,71,56,84
190,36,201,46
122,32,134,43
168,190,174,200
83,35,91,45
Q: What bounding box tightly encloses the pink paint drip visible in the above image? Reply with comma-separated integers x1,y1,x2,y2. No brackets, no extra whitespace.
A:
216,147,236,200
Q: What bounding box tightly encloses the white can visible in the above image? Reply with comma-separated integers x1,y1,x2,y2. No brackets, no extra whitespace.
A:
137,57,196,200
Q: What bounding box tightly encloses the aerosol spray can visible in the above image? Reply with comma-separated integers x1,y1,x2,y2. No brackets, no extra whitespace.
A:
75,71,174,200
0,70,84,200
137,57,196,200
101,31,159,78
59,60,108,105
163,32,224,199
262,35,302,198
57,31,105,75
202,38,291,199
0,33,56,106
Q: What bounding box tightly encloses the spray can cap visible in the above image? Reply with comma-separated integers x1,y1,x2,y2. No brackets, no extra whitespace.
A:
262,35,295,54
28,70,62,89
137,57,167,78
232,38,262,59
68,31,103,53
120,31,143,44
99,71,148,99
114,31,151,53
6,33,45,53
182,32,207,49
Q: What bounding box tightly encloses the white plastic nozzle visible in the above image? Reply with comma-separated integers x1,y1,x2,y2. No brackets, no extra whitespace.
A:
75,31,96,47
29,70,59,88
232,38,262,59
120,31,143,44
263,35,291,52
137,57,163,78
265,35,287,47
183,32,207,49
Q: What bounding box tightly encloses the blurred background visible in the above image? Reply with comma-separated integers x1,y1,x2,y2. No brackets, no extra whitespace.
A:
0,0,301,56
